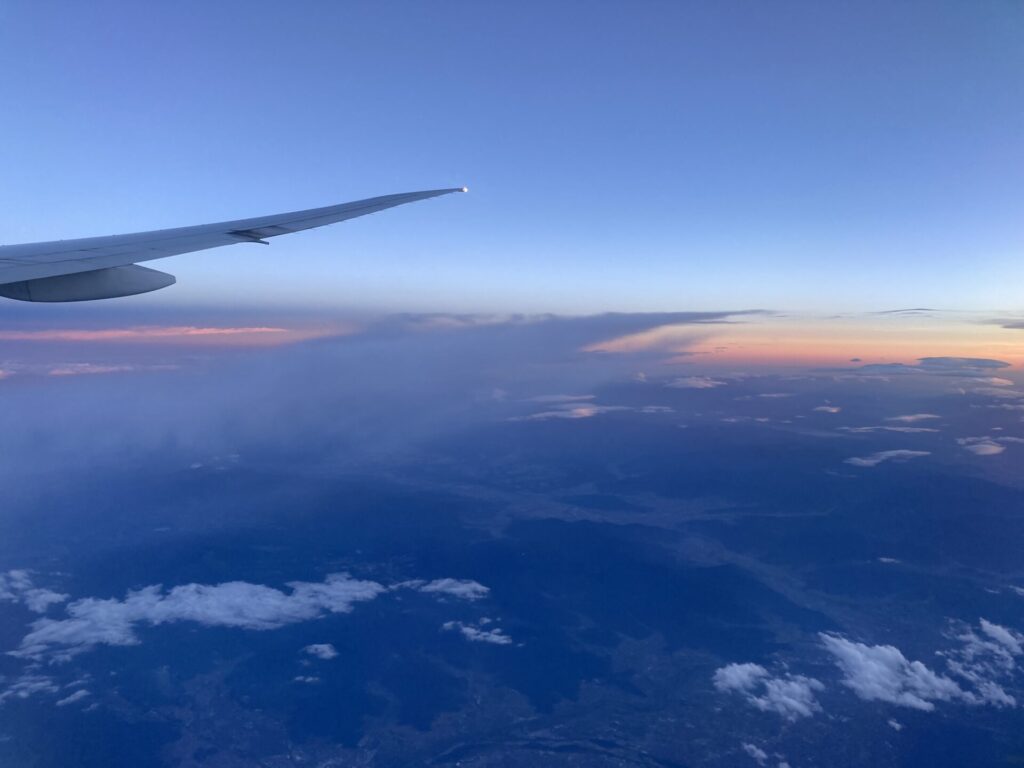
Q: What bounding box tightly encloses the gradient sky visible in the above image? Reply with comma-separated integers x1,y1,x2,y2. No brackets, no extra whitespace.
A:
0,1,1022,314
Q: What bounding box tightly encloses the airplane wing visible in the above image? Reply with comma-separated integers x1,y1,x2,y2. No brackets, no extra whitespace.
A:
0,187,466,302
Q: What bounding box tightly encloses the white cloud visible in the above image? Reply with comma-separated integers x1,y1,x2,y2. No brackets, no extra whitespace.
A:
839,426,939,434
820,633,967,710
667,376,727,389
0,674,58,704
293,675,320,684
514,400,671,422
885,414,940,423
13,573,492,662
888,718,903,731
742,743,768,765
821,621,1022,715
712,662,824,720
940,620,1023,707
814,405,841,413
639,405,674,413
0,570,68,614
518,404,631,421
958,437,1006,456
55,689,90,707
528,394,596,403
844,450,930,467
442,620,513,645
413,578,490,601
303,643,338,660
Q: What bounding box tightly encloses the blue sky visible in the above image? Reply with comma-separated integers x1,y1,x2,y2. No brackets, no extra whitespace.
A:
0,1,1021,313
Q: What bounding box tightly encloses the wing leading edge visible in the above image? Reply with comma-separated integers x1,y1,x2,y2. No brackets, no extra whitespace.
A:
0,187,466,302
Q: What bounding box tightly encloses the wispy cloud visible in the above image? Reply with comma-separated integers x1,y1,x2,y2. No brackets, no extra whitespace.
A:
527,394,596,403
742,743,769,765
442,620,513,645
884,414,940,423
516,404,632,421
839,426,939,434
713,662,824,720
0,675,59,704
55,689,90,707
405,578,490,601
667,376,728,390
844,450,930,467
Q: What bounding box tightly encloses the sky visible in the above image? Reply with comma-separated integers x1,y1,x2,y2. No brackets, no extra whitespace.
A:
1,0,1022,316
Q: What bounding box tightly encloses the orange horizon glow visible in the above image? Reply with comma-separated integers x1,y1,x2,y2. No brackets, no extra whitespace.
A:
585,315,1024,370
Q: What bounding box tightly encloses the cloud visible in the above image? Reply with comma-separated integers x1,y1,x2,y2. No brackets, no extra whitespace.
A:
581,312,756,356
48,363,140,377
527,394,596,403
839,426,939,434
884,414,940,423
969,387,1024,400
844,357,1012,380
293,675,320,684
844,450,930,467
742,743,768,765
916,357,1010,373
814,405,841,413
303,643,339,660
978,619,1023,656
513,398,672,422
442,620,513,645
820,633,967,710
958,437,1005,456
0,570,69,613
712,662,824,720
13,573,490,662
0,326,292,344
821,624,1022,711
940,620,1023,707
517,404,631,421
0,674,59,704
668,376,728,389
978,377,1015,387
409,578,490,601
55,689,90,707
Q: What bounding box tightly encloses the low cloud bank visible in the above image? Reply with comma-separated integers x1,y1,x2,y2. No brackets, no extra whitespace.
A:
11,573,491,663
